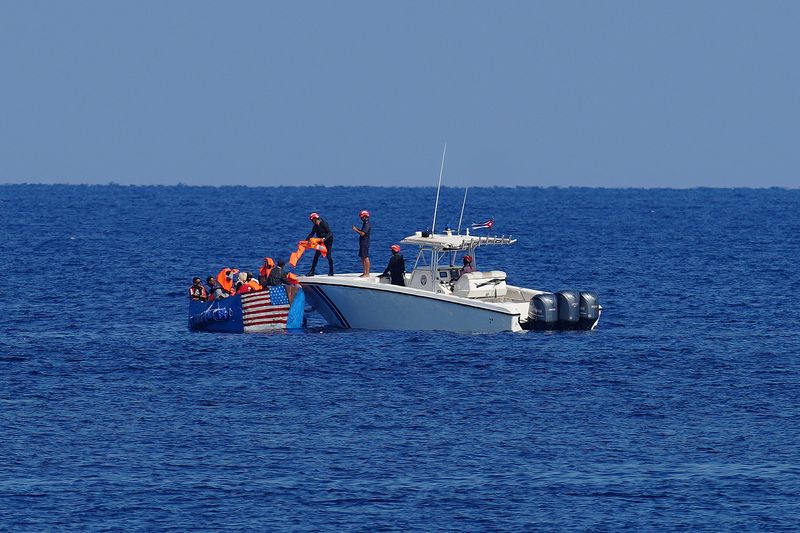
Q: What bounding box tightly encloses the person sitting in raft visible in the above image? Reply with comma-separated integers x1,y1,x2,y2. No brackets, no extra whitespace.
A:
267,259,293,286
235,272,253,294
189,277,208,301
379,244,406,287
258,257,275,286
206,276,228,301
266,259,301,301
246,272,262,292
217,268,239,295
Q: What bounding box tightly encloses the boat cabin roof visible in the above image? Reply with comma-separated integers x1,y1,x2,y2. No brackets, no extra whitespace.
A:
400,231,516,251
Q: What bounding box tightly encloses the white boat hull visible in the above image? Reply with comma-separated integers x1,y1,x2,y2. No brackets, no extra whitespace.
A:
300,275,522,333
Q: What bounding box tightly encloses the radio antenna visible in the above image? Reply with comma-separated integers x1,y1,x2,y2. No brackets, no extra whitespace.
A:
456,186,469,234
431,143,447,234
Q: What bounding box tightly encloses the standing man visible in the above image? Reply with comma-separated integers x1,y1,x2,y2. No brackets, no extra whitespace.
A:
380,244,406,287
352,209,371,277
306,212,334,276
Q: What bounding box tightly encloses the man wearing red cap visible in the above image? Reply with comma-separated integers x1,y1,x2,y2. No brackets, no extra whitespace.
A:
460,254,476,275
306,212,334,276
380,244,406,286
352,209,371,277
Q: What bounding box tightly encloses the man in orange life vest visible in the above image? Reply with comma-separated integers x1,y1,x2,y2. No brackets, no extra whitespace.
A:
246,272,262,292
216,268,239,294
258,257,275,286
306,212,334,276
234,272,262,294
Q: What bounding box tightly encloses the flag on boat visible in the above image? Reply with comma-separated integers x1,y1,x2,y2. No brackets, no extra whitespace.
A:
471,218,494,230
241,286,292,332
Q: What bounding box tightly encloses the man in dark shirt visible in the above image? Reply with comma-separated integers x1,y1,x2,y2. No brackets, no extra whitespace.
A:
205,276,228,301
380,244,406,286
352,209,371,277
306,212,334,276
267,259,291,286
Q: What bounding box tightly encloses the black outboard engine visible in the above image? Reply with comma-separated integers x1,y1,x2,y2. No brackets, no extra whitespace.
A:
579,291,600,330
556,290,580,330
528,293,559,330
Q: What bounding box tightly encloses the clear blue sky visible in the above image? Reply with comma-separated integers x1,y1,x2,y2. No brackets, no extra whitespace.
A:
1,1,798,187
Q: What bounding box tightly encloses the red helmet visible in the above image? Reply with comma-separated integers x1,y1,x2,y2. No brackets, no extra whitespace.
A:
309,212,320,221
390,244,400,253
463,254,473,263
359,210,369,218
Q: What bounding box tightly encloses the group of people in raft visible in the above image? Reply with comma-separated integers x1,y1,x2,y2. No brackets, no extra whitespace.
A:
188,210,474,302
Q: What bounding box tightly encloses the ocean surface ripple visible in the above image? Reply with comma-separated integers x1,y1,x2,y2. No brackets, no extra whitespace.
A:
1,185,799,531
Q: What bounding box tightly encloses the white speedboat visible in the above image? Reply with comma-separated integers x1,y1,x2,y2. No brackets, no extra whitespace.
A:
298,229,601,333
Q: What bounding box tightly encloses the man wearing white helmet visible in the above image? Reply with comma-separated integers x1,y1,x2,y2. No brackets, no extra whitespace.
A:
352,209,371,277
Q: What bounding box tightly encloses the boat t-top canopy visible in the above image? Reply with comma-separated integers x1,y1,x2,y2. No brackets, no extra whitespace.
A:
401,230,516,252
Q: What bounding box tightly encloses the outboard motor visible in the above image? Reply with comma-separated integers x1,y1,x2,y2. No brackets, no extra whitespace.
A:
528,293,559,330
556,290,580,330
579,291,600,330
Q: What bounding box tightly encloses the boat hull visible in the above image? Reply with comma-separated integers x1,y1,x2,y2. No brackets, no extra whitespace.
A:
300,277,521,333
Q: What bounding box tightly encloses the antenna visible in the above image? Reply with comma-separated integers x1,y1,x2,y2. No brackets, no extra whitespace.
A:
431,143,447,235
456,186,469,234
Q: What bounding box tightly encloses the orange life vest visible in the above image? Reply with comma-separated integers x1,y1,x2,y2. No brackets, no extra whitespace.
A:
288,238,328,267
216,268,239,294
236,283,252,295
189,285,208,300
259,257,275,280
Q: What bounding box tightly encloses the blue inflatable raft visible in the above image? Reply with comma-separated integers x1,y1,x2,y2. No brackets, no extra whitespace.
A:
188,285,305,333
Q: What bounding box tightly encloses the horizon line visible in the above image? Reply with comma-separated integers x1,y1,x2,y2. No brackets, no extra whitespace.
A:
0,181,798,191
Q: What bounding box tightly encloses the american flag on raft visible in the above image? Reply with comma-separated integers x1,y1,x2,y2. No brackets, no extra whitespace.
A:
471,218,494,230
241,286,291,332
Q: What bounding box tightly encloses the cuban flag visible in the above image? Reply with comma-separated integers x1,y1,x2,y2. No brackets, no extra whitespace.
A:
471,218,494,230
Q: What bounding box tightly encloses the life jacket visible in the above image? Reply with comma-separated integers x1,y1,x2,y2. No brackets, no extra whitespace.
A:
308,237,327,252
247,279,262,291
189,285,208,300
216,268,238,294
259,258,275,280
236,283,252,295
288,238,328,267
286,272,300,285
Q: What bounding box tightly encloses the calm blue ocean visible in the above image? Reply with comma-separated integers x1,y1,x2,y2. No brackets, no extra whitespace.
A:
1,185,799,531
